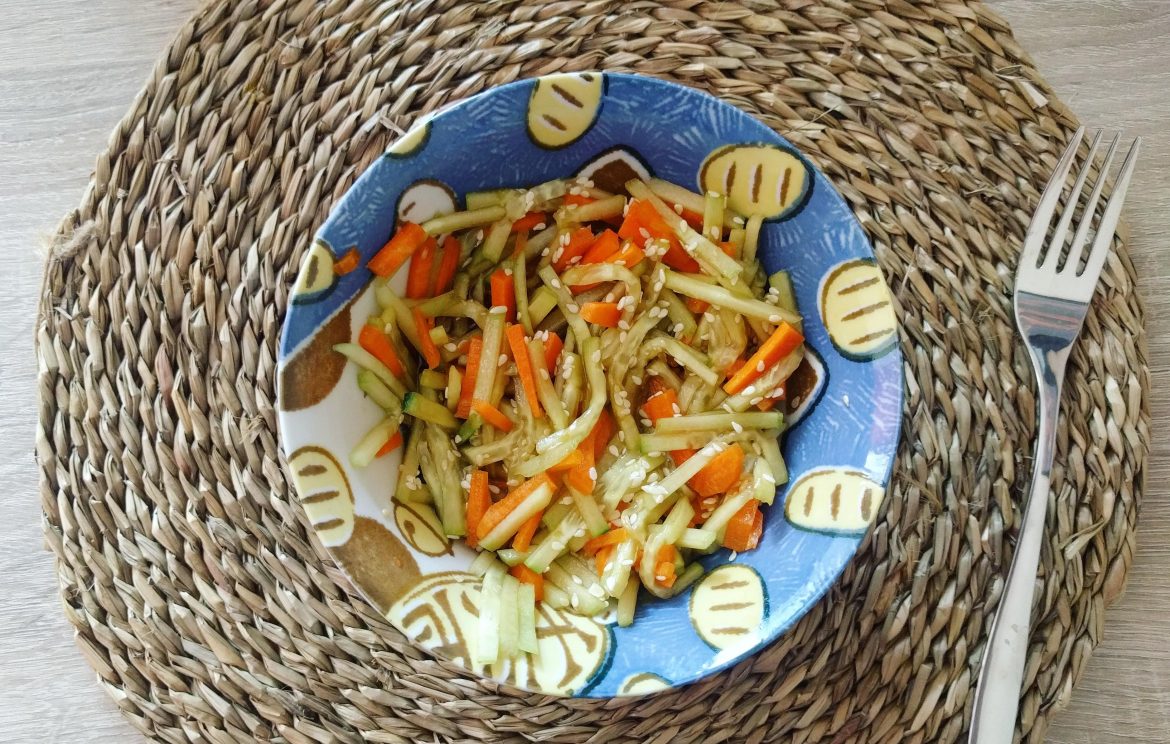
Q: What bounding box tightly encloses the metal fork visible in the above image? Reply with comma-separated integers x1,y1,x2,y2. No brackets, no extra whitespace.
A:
969,128,1140,744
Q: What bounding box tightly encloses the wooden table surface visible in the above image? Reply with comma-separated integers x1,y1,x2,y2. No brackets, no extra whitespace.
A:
1,1,1167,741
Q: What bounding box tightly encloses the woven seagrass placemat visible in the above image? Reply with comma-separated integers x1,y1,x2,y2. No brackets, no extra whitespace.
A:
35,1,1150,742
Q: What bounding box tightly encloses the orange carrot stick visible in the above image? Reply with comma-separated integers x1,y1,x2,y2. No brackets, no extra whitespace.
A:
411,307,441,369
368,222,428,277
465,469,490,549
722,499,761,552
591,408,616,460
472,399,514,432
595,545,615,575
433,235,461,295
603,241,644,268
541,332,563,374
512,511,543,553
375,430,404,458
579,302,621,328
333,247,361,275
685,297,710,314
690,443,745,497
358,325,406,378
490,268,516,322
509,563,544,601
581,229,621,264
456,336,483,418
406,236,437,298
504,324,543,419
723,321,804,395
511,211,546,233
477,474,553,540
582,527,629,555
553,227,596,271
640,388,680,423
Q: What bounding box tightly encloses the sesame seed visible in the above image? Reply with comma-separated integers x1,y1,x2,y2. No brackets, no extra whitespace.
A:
608,445,620,456
534,222,547,231
618,320,630,331
498,354,508,367
475,230,484,243
588,467,597,480
749,396,764,406
588,585,605,598
673,203,683,214
729,551,738,561
756,360,766,373
567,303,580,313
768,314,782,323
732,421,744,433
541,247,550,257
489,305,507,315
488,484,501,494
639,227,651,241
571,594,580,608
444,343,457,352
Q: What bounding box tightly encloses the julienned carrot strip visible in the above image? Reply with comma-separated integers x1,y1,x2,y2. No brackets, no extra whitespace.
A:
509,564,544,601
591,408,615,460
333,247,361,275
722,499,761,552
580,302,621,328
553,227,596,271
582,229,621,264
434,235,461,295
685,297,710,314
490,268,516,321
358,325,406,378
375,430,404,458
618,199,670,244
369,222,428,277
505,324,543,419
465,469,490,549
725,356,746,377
656,544,677,566
655,561,677,587
456,336,483,418
541,332,563,374
603,241,644,268
477,474,553,539
648,376,670,396
723,321,804,394
640,388,679,423
582,527,629,555
411,307,441,369
511,211,546,233
595,545,615,575
670,448,696,466
550,448,587,472
563,193,596,207
718,240,738,258
512,511,543,552
472,399,514,432
690,443,745,497
680,208,704,230
406,237,437,298
661,242,702,273
511,229,528,259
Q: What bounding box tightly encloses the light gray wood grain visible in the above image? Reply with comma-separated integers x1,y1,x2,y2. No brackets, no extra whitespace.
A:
0,1,1166,742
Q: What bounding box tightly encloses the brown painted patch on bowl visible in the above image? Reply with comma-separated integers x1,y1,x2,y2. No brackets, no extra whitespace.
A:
279,299,354,411
333,516,421,613
577,146,651,195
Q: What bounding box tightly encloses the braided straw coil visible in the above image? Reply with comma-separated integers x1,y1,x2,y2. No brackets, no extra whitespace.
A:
36,1,1148,742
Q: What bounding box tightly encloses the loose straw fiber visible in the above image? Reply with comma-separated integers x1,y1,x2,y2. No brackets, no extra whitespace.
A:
35,1,1149,742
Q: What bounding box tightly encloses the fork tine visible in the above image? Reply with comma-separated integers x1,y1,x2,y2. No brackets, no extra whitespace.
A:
1078,136,1141,283
1020,127,1085,270
1040,131,1103,271
1061,133,1120,274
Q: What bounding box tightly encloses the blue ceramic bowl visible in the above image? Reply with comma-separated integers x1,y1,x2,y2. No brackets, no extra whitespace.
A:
277,72,902,698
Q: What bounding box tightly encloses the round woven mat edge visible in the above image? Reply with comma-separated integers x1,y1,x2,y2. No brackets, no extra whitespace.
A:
34,1,1150,743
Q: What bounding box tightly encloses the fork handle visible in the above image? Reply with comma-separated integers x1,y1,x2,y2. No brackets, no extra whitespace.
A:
969,378,1061,744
